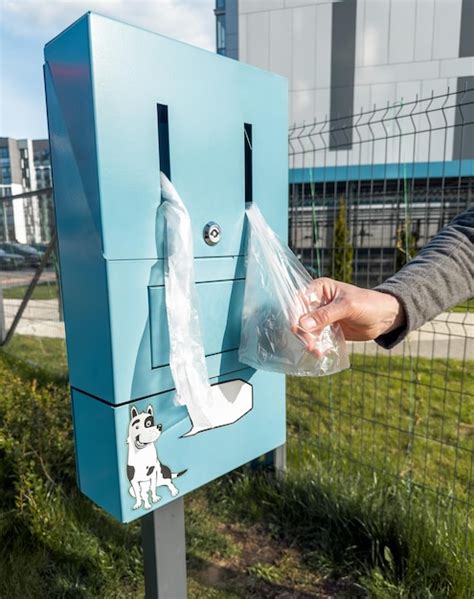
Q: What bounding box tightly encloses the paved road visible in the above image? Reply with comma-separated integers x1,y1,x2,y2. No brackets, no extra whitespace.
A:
2,297,473,359
3,298,64,339
347,312,473,360
0,269,56,288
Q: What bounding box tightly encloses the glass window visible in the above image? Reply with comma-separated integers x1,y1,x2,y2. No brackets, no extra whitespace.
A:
2,165,11,180
216,14,226,52
0,147,9,160
216,0,225,9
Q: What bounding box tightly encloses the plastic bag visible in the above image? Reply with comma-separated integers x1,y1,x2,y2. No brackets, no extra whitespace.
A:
159,174,252,436
239,203,350,376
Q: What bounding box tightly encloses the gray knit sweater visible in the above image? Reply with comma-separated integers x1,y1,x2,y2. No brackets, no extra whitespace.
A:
375,206,474,349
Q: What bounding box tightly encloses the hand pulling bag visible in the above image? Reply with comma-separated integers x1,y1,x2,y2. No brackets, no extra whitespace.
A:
238,203,350,376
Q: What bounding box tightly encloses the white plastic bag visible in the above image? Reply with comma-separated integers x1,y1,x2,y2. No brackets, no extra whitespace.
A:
159,174,252,436
239,203,350,376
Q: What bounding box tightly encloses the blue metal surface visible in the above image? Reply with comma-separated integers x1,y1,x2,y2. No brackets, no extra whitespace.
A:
290,159,474,184
73,368,285,523
45,12,287,523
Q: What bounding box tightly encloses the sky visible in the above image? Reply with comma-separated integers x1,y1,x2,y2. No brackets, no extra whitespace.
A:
0,0,215,140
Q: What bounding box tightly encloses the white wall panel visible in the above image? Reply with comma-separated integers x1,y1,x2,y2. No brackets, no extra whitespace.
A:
356,60,440,85
420,77,450,97
389,1,416,64
396,81,423,160
246,12,270,70
285,0,327,7
363,0,390,66
238,14,247,62
353,85,371,114
368,83,399,166
291,89,316,124
432,0,463,59
414,0,435,61
292,5,317,90
440,57,474,78
414,78,452,162
370,82,396,109
355,0,366,67
269,9,293,79
315,2,332,89
314,88,331,122
240,0,284,14
396,80,422,104
349,86,372,165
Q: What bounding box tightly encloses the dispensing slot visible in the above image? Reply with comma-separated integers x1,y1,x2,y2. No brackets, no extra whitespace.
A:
244,123,253,204
157,103,171,179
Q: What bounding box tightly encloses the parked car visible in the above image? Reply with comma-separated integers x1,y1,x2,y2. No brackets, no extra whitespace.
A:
29,242,55,267
30,242,50,253
0,243,43,268
0,248,25,270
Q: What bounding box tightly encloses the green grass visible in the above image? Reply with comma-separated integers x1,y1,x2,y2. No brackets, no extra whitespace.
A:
0,337,472,597
449,300,473,313
1,335,68,381
287,353,474,504
2,281,59,300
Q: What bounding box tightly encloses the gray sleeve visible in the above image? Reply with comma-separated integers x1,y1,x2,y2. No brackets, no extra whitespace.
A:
374,206,474,349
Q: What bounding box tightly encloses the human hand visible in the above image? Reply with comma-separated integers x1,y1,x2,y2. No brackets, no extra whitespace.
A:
295,277,406,346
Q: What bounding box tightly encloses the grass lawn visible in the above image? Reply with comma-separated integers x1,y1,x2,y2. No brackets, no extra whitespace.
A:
450,300,473,313
0,337,472,597
2,281,59,301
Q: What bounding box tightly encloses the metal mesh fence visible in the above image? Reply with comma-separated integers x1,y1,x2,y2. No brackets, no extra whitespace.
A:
288,87,473,548
0,87,472,553
0,188,63,348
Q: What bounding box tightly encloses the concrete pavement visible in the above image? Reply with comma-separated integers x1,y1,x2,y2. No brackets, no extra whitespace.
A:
2,296,473,359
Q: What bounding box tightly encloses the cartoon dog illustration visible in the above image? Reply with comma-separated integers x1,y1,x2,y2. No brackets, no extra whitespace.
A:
127,405,187,510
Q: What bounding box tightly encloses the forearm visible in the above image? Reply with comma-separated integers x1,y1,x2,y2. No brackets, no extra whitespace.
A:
375,207,474,349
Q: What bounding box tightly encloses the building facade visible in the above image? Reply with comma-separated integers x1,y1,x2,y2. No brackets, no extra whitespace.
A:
0,137,52,244
215,0,473,162
215,0,473,284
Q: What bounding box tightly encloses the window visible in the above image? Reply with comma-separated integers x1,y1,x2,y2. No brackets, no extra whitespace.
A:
216,14,226,54
0,147,9,160
216,0,225,9
1,165,11,184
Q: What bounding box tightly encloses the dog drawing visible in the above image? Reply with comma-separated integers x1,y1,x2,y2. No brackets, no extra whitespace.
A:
126,405,187,510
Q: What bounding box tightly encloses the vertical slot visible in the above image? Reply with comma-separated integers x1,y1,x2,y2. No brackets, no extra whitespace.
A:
157,103,171,179
244,123,253,203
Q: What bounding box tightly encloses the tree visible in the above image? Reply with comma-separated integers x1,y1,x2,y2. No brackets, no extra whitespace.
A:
333,194,353,283
395,221,419,271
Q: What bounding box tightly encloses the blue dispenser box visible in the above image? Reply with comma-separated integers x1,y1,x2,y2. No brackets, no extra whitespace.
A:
44,13,287,523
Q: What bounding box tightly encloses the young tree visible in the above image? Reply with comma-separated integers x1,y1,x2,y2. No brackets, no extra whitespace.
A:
395,221,419,271
334,194,353,283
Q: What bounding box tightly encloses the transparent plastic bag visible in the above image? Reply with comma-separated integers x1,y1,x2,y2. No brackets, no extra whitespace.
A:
159,174,252,436
238,203,350,376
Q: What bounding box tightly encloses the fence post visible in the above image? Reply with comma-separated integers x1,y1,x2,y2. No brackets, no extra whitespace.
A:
141,497,187,599
0,283,5,344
